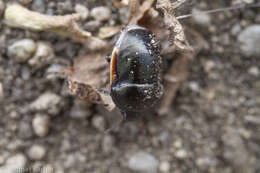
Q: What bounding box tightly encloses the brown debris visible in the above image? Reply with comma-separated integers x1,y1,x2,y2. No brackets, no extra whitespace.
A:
4,4,105,48
128,0,154,25
156,0,192,51
64,51,115,111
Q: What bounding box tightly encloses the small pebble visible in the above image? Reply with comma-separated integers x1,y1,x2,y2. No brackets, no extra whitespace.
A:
30,92,61,114
0,154,27,173
75,4,89,20
19,0,32,4
18,121,33,139
175,149,188,159
90,6,111,22
91,115,106,131
84,20,101,32
31,0,46,13
192,8,211,26
28,42,55,69
231,24,241,36
102,135,115,154
8,39,37,62
159,161,170,172
128,151,159,173
248,66,259,76
70,100,92,119
27,145,46,160
32,114,50,137
238,25,260,56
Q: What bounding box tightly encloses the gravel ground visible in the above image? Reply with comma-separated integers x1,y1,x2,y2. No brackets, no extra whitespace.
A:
0,0,260,173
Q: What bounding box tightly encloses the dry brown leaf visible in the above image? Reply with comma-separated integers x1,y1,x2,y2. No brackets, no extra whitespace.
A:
64,51,115,111
156,0,192,52
4,4,106,48
128,0,154,25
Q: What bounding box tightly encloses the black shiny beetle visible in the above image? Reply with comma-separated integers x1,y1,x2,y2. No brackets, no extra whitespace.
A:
107,25,164,117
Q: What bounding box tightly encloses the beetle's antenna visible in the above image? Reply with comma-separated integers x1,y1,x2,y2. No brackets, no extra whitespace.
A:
176,3,260,20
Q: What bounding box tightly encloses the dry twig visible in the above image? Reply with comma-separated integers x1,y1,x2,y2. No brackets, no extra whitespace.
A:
4,4,105,48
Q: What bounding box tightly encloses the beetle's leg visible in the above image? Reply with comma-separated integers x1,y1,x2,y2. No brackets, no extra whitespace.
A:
105,55,111,63
96,88,110,95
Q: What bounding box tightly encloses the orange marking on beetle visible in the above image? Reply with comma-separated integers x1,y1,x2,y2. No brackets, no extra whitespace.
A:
110,48,118,85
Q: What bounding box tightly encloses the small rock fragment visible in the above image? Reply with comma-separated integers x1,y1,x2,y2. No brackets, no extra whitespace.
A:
159,161,170,173
19,0,32,4
98,26,121,39
0,154,27,173
27,145,46,160
248,66,259,76
18,121,33,139
238,25,260,56
28,41,55,69
31,0,46,13
175,149,188,159
91,115,106,131
75,4,89,20
128,151,159,173
90,6,111,22
102,135,115,154
192,9,211,26
32,114,50,137
30,92,61,115
8,39,37,62
84,20,101,32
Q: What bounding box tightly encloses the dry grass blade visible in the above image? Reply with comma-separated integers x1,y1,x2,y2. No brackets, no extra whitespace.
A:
4,4,105,47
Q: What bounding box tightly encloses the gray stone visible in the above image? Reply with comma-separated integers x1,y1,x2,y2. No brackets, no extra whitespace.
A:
32,114,50,137
128,151,159,173
102,135,115,154
0,82,3,99
27,145,46,160
8,39,37,62
30,92,61,114
0,154,27,173
91,115,106,131
31,0,45,13
90,6,111,22
238,25,260,56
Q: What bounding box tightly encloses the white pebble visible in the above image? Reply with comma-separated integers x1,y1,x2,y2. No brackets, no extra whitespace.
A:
238,25,260,57
8,39,37,62
27,145,46,160
28,42,55,69
159,161,170,172
32,114,50,137
90,6,111,22
192,9,211,26
175,149,188,159
30,92,61,111
248,66,259,76
0,154,27,173
128,151,159,173
75,4,89,20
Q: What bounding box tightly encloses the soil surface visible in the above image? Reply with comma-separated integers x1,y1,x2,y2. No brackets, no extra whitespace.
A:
0,0,260,173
